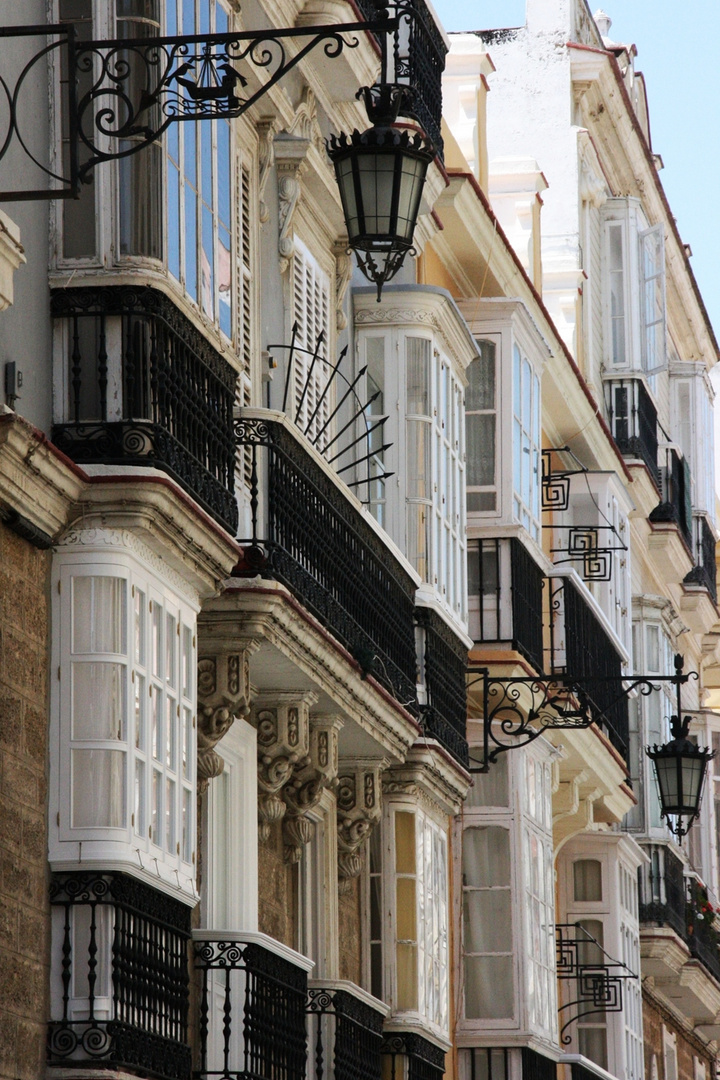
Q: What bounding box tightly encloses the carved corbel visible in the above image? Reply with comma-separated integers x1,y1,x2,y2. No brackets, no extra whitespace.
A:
336,762,382,892
282,715,343,864
249,692,318,840
333,242,352,332
197,646,255,791
275,133,310,274
257,116,279,224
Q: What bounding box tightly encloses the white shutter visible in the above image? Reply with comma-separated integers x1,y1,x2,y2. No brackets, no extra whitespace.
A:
292,239,331,449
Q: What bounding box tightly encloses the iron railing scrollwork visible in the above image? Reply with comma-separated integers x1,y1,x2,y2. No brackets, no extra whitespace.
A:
235,416,418,709
556,923,637,1046
381,1032,445,1080
306,987,385,1080
193,936,308,1080
47,872,192,1080
50,285,237,532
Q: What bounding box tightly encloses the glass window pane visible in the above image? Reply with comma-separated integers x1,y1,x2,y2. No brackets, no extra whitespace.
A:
73,576,126,654
463,890,512,952
72,749,125,827
463,826,510,887
464,955,513,1019
407,338,431,415
395,811,416,873
72,662,126,740
574,859,603,902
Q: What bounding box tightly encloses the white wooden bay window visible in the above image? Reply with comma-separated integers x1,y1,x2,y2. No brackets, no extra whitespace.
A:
51,546,199,899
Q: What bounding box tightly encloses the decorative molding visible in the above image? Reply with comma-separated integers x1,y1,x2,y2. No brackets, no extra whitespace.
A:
257,116,279,224
333,242,352,332
57,526,199,602
197,644,256,791
336,762,382,892
282,715,342,863
354,307,441,328
249,692,318,840
287,86,325,155
275,134,310,274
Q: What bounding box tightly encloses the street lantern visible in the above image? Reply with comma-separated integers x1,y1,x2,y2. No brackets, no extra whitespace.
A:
328,84,435,301
646,655,715,838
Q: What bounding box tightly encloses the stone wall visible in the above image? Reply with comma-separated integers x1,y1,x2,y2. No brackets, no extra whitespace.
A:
258,818,297,949
338,875,362,985
643,984,714,1080
0,521,51,1080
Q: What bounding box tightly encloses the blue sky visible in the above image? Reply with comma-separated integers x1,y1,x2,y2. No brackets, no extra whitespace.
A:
431,0,720,346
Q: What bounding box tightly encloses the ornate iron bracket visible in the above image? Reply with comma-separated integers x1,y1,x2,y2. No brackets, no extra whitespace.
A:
467,661,697,771
548,525,628,582
0,13,395,200
556,923,637,1046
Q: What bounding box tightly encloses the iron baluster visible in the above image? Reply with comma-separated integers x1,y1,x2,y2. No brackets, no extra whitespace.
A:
71,314,82,423
98,312,108,421
87,898,98,1023
222,965,232,1080
60,901,72,1024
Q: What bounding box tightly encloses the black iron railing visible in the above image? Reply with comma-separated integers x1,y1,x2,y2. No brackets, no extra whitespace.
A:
418,607,468,765
570,1063,605,1080
685,514,718,602
193,934,308,1080
650,447,693,551
639,845,720,984
605,378,659,486
521,1048,557,1080
382,1032,445,1080
468,537,544,672
236,414,417,695
307,984,385,1080
47,872,191,1080
552,576,629,760
354,0,446,158
50,285,238,532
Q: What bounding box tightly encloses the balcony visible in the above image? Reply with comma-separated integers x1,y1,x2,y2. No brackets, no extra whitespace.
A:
235,411,468,764
550,575,629,761
50,285,238,533
48,872,192,1080
605,377,659,484
193,931,387,1080
353,0,446,159
639,844,720,1017
650,446,693,552
467,536,544,672
684,513,718,604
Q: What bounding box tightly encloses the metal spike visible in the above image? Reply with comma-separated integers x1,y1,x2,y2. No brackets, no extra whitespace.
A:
281,321,300,414
294,330,325,425
322,392,384,452
313,365,368,441
346,471,395,488
304,344,348,438
326,416,388,464
336,445,392,475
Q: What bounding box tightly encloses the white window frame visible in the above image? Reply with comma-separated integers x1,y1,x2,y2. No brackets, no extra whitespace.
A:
662,1026,678,1080
639,223,666,376
512,344,541,541
51,548,199,900
382,800,450,1038
291,237,332,448
466,337,499,516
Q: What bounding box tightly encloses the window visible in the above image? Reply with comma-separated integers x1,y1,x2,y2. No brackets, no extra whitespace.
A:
406,337,432,580
640,224,665,374
607,222,626,367
52,552,198,899
512,345,541,541
575,919,608,1070
463,824,513,1020
165,0,233,336
292,239,331,447
662,1026,678,1080
466,340,497,513
391,808,449,1033
574,860,603,902
58,0,96,260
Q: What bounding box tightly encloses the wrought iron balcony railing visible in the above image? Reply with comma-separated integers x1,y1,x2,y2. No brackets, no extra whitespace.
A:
50,285,238,533
684,513,718,603
467,536,544,672
639,844,720,984
418,607,469,765
354,0,446,158
193,932,310,1080
550,575,629,761
234,411,468,764
605,377,659,486
649,446,693,552
193,933,387,1080
235,412,417,703
381,1031,445,1080
47,872,192,1080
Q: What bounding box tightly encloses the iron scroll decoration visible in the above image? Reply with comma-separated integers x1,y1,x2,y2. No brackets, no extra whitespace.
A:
0,1,433,199
467,659,700,773
555,923,637,1046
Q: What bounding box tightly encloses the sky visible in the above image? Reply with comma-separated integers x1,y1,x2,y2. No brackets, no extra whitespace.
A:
430,0,720,345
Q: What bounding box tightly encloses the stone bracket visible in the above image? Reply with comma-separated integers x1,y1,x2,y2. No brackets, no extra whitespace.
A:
282,715,343,863
197,643,257,790
336,762,382,892
250,692,318,840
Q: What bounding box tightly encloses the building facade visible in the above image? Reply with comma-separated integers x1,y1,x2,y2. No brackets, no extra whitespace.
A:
0,3,719,1080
